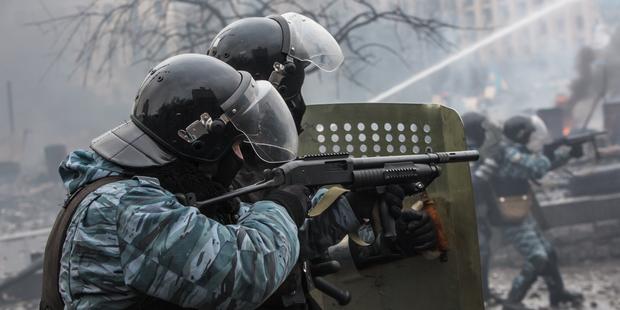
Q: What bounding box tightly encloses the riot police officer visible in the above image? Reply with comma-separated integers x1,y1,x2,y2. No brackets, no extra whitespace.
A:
207,12,344,206
494,115,583,310
40,54,436,310
40,54,319,310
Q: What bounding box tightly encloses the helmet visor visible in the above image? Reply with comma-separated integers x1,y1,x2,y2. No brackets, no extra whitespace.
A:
227,80,298,163
282,12,344,72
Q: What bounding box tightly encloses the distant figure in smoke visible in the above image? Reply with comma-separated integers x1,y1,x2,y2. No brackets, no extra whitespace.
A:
490,115,584,310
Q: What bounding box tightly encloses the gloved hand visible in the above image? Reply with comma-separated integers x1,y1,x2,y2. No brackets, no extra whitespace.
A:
394,209,437,256
345,185,406,222
569,144,584,158
344,190,376,222
264,185,311,227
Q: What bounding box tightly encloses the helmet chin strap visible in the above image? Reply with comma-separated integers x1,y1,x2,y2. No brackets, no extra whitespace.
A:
267,59,306,134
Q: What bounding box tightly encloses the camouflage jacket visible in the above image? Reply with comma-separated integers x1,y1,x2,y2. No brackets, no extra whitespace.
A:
57,150,359,309
492,140,574,199
496,141,552,180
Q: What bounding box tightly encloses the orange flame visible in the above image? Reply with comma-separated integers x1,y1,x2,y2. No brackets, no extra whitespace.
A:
563,126,571,137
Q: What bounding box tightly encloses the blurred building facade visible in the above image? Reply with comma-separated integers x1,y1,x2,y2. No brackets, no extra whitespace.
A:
414,0,600,63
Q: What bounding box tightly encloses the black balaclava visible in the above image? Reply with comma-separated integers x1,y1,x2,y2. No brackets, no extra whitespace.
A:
128,149,243,202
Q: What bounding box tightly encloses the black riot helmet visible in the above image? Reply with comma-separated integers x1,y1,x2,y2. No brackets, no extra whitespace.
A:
207,12,343,132
503,115,536,145
91,54,298,168
462,112,488,149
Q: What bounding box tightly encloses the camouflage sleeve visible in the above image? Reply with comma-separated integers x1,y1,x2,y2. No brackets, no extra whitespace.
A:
504,146,551,179
306,188,360,257
551,145,572,167
116,180,299,309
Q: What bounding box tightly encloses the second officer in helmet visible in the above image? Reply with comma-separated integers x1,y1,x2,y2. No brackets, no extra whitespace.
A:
207,12,344,133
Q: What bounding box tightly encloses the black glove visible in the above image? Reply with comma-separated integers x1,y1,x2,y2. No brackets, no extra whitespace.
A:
570,144,584,158
344,190,376,222
397,182,423,196
382,185,407,218
345,185,405,222
394,209,437,256
264,185,311,227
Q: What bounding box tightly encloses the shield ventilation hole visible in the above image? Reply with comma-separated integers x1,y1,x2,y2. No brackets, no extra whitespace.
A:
331,134,339,143
313,121,431,157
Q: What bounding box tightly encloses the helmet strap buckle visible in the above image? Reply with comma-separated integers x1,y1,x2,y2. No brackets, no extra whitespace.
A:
178,112,229,143
269,61,287,87
269,57,297,91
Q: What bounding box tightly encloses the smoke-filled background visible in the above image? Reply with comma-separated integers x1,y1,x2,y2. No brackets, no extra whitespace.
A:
1,0,620,309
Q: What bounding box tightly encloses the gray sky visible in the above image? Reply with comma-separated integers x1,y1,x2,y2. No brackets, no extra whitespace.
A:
0,0,146,167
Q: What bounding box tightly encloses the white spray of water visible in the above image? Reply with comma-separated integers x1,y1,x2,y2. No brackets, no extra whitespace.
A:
370,0,583,102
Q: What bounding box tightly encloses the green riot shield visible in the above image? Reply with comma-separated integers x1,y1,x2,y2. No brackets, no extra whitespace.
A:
298,103,483,310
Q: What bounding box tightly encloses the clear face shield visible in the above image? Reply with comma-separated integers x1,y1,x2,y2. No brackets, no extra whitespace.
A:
178,72,298,164
227,80,299,163
527,115,552,153
281,12,344,72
